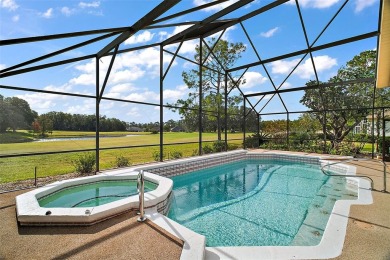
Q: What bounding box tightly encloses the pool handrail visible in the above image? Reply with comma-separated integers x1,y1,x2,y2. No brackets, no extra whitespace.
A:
137,170,147,222
320,158,387,191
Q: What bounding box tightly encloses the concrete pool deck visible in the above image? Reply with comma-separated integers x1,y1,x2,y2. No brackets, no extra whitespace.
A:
1,150,389,259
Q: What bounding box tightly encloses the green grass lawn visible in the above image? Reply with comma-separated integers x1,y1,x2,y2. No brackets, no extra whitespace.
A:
0,131,245,183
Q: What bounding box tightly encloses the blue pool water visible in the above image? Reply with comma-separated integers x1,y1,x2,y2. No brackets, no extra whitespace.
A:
38,180,157,208
167,159,357,247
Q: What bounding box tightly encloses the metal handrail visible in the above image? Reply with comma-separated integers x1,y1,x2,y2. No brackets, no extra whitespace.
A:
320,158,376,191
137,170,147,222
381,160,387,192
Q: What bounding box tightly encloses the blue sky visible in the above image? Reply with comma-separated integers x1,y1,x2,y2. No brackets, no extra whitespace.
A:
0,0,380,123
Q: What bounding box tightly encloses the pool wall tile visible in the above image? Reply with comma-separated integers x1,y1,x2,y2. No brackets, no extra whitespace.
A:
140,151,322,179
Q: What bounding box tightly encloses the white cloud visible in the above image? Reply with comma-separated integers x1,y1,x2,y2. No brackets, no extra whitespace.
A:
127,107,141,117
70,73,95,86
79,1,100,8
163,84,190,100
41,8,53,18
158,31,168,41
270,55,337,79
175,40,198,55
68,48,174,101
12,14,19,21
241,71,268,89
270,59,299,75
295,55,337,79
124,91,159,103
44,84,73,93
260,27,279,38
163,89,184,100
355,0,377,13
110,68,145,83
0,64,6,70
0,0,19,11
125,31,154,45
109,83,137,93
87,10,102,16
279,82,292,89
66,100,95,114
15,92,58,113
287,0,340,8
61,7,73,16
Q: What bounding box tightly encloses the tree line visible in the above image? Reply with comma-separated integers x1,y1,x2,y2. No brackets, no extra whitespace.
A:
0,94,256,135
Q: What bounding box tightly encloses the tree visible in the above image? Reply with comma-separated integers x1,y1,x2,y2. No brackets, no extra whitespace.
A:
0,95,37,132
169,38,246,139
31,120,41,135
37,115,53,137
290,113,321,134
0,95,7,132
300,50,379,149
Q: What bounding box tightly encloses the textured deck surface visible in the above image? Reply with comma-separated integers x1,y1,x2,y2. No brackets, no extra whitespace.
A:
0,189,183,260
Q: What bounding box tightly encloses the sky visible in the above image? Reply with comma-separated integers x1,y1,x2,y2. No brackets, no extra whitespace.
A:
0,0,380,123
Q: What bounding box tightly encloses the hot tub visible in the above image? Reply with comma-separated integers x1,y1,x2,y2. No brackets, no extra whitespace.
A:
16,170,172,226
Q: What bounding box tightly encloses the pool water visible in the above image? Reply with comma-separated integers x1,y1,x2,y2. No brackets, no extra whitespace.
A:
167,159,358,247
38,180,157,208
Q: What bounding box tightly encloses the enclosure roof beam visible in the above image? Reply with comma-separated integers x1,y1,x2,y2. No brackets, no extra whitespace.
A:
152,0,229,24
258,106,390,116
0,27,129,46
228,31,378,73
162,0,255,46
0,32,120,75
244,78,375,98
97,0,180,58
146,21,198,29
0,42,162,78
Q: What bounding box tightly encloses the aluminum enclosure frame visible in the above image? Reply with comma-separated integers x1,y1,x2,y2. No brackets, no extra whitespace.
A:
0,0,386,174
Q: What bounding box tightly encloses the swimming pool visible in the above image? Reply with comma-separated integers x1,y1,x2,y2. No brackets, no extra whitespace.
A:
38,180,157,208
168,158,357,247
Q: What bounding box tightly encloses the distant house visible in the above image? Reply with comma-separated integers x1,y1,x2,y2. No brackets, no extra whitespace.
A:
127,126,143,132
354,111,390,135
170,126,185,132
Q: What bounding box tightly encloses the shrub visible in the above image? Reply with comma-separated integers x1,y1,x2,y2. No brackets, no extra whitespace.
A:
290,131,311,146
378,137,390,155
202,144,214,154
152,150,165,161
192,149,199,156
170,150,183,159
73,153,96,174
212,140,226,152
328,142,360,156
227,143,239,151
115,155,130,167
244,133,268,148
